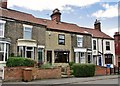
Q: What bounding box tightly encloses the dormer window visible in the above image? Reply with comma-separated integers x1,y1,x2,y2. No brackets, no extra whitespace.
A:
23,24,32,39
0,20,6,38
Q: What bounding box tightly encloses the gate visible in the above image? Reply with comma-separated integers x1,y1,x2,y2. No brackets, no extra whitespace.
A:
110,67,120,75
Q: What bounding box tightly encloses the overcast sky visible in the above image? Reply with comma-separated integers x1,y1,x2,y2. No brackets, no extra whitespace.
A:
7,0,119,37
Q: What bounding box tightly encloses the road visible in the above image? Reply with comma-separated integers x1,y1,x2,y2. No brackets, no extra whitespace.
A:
1,75,119,86
73,78,118,84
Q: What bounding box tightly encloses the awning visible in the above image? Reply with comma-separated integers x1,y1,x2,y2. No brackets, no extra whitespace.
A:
54,49,70,52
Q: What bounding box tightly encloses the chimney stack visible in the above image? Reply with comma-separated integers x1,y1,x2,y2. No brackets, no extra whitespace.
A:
51,8,61,22
0,0,7,9
94,19,101,31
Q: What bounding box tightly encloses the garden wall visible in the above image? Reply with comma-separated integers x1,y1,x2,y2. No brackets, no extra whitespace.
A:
95,66,110,76
4,67,61,81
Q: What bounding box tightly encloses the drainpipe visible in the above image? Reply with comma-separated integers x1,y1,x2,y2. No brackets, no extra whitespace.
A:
97,38,99,66
102,39,104,66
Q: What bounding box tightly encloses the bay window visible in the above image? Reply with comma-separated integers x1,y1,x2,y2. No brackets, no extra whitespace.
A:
0,42,9,62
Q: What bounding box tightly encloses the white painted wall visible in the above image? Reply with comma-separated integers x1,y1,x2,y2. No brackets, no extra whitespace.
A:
103,39,115,68
92,38,115,68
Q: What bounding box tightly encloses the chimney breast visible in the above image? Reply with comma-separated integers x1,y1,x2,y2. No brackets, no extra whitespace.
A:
51,8,61,22
0,0,7,9
94,19,101,31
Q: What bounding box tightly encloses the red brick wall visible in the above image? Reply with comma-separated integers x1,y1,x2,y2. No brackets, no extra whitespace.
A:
4,67,26,81
32,67,61,80
95,66,110,76
4,67,61,81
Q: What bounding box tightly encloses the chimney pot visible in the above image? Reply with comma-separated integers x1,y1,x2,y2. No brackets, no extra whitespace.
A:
94,19,101,31
51,8,61,22
0,0,7,8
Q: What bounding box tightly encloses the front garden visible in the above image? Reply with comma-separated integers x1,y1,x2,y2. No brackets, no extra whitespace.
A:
3,57,112,82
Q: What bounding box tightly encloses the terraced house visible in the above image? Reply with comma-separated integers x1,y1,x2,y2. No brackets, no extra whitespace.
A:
0,0,116,69
0,0,46,67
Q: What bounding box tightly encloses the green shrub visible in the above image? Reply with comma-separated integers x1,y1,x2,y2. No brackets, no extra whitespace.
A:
6,57,35,67
69,62,75,70
73,63,95,77
40,63,53,69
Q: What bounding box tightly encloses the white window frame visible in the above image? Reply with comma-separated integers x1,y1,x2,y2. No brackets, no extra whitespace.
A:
23,24,33,39
77,35,83,47
0,20,6,38
106,41,110,50
93,40,97,50
0,41,10,62
17,46,35,60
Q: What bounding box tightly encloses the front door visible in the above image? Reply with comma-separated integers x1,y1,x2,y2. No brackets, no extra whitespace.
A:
38,49,42,63
47,51,52,63
99,56,102,66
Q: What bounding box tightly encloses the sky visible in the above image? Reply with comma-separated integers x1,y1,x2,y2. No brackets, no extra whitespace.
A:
7,0,119,38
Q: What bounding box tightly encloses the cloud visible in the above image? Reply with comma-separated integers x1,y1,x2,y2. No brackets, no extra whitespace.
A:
103,27,118,37
62,6,74,14
8,0,100,11
92,3,118,18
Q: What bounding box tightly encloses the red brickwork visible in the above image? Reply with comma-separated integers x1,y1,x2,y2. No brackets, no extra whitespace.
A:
95,66,110,76
32,67,61,80
4,67,61,81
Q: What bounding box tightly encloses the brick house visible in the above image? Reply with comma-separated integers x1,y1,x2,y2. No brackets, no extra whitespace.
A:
0,0,46,67
0,0,116,68
83,20,115,68
45,9,93,66
114,32,120,67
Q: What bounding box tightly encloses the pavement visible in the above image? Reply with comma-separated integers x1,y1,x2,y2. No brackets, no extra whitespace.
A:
2,75,119,84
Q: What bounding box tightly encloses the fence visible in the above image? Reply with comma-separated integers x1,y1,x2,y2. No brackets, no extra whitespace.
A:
110,67,120,75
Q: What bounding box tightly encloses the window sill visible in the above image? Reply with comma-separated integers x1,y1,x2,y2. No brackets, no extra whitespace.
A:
0,61,6,64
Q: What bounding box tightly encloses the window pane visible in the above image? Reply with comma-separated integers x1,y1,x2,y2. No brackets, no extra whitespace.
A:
77,37,82,42
59,40,65,44
55,52,69,63
77,37,83,47
106,41,110,50
0,52,4,61
0,43,4,51
58,34,65,45
59,35,64,39
77,42,82,47
24,27,32,39
93,40,96,50
0,23,4,37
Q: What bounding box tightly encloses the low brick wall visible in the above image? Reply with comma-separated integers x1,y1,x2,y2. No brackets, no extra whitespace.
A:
4,67,61,81
32,67,61,80
4,67,26,81
95,66,110,76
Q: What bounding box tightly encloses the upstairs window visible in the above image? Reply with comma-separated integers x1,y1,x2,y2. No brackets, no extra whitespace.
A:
0,20,6,37
106,41,110,50
77,35,83,47
93,40,96,50
23,25,32,39
58,34,65,45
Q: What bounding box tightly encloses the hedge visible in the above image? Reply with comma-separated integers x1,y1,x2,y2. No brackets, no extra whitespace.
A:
6,57,36,67
73,63,95,77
